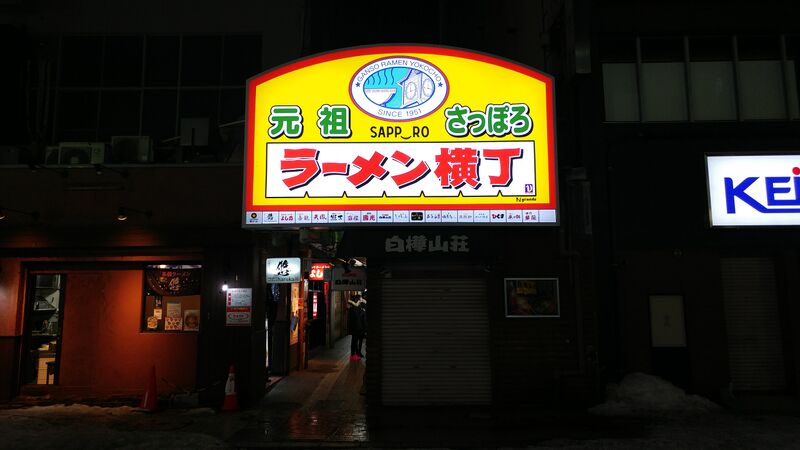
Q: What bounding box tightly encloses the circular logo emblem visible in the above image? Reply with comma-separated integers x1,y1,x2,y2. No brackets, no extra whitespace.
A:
350,56,448,122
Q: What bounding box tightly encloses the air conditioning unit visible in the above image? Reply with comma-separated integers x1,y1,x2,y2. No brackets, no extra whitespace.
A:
111,136,153,163
44,146,59,165
0,146,21,165
56,142,105,165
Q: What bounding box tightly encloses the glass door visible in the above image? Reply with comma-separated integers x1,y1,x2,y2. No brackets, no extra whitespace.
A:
23,274,65,385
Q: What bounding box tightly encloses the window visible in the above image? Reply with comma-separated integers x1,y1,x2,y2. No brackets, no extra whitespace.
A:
142,265,202,332
23,274,65,385
688,37,737,121
601,34,800,123
46,34,261,163
601,38,639,122
640,38,688,121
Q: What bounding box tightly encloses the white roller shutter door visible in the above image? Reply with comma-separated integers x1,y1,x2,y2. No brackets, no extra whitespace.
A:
381,278,491,405
721,257,786,391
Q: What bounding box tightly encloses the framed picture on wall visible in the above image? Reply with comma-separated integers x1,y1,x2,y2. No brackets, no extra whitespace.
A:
504,278,560,318
649,295,687,347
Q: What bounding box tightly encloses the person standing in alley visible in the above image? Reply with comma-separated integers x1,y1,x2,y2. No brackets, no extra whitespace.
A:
348,294,365,361
356,296,367,359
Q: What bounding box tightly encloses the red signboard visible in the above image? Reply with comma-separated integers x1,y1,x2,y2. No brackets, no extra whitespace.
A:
308,262,330,281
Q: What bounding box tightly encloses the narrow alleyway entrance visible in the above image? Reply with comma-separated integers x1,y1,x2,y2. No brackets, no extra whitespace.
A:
235,336,368,444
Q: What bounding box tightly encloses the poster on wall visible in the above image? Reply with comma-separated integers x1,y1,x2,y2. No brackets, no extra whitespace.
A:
649,295,686,347
183,309,200,331
225,288,253,326
165,301,183,330
504,278,559,318
243,45,558,228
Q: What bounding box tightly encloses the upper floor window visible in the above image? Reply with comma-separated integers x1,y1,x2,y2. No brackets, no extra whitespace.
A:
33,34,261,164
601,35,800,123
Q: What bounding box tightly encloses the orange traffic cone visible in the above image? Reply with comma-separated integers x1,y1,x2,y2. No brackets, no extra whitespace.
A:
221,364,239,411
139,365,158,412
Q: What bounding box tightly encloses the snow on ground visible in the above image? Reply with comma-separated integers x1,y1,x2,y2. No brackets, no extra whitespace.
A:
589,372,721,417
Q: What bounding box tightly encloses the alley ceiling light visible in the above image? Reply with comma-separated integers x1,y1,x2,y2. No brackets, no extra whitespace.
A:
117,207,152,221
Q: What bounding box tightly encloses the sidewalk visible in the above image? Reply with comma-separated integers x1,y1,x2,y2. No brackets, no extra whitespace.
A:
229,338,650,448
3,338,800,449
230,336,369,446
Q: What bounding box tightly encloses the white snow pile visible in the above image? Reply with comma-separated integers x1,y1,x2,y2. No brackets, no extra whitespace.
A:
589,372,721,417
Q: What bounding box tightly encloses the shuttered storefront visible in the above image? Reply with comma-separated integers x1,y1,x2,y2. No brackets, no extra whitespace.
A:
381,277,491,405
721,257,786,391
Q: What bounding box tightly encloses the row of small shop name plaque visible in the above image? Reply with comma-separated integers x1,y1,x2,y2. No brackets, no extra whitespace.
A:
246,209,557,225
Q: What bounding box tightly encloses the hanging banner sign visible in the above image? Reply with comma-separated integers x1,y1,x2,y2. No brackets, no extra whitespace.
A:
243,45,558,227
331,266,366,291
226,288,252,326
266,257,302,283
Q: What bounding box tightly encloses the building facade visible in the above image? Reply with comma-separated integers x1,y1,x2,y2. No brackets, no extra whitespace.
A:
544,0,800,402
4,0,797,410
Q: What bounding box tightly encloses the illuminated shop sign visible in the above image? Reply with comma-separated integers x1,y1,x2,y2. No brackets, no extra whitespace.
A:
707,154,800,226
244,45,558,227
308,262,331,281
266,257,302,283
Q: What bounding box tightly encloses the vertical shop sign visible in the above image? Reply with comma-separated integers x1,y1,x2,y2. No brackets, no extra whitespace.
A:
225,288,253,326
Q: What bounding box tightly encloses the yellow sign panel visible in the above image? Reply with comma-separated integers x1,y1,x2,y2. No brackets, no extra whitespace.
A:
244,45,557,226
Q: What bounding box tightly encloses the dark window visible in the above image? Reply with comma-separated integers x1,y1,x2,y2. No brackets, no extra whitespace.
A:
60,36,102,87
689,37,732,61
99,91,141,140
220,88,245,124
180,90,219,128
145,36,180,86
688,37,736,121
142,90,178,146
181,36,222,86
600,38,637,63
56,91,98,139
223,35,262,85
102,36,143,87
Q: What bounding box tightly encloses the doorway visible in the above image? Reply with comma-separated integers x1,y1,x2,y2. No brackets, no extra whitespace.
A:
22,273,65,386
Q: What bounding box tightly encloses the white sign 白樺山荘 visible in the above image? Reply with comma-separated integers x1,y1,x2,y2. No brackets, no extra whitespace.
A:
331,266,366,291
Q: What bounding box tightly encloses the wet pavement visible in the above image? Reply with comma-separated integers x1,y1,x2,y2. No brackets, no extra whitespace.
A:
3,337,800,449
231,338,370,446
228,338,650,448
